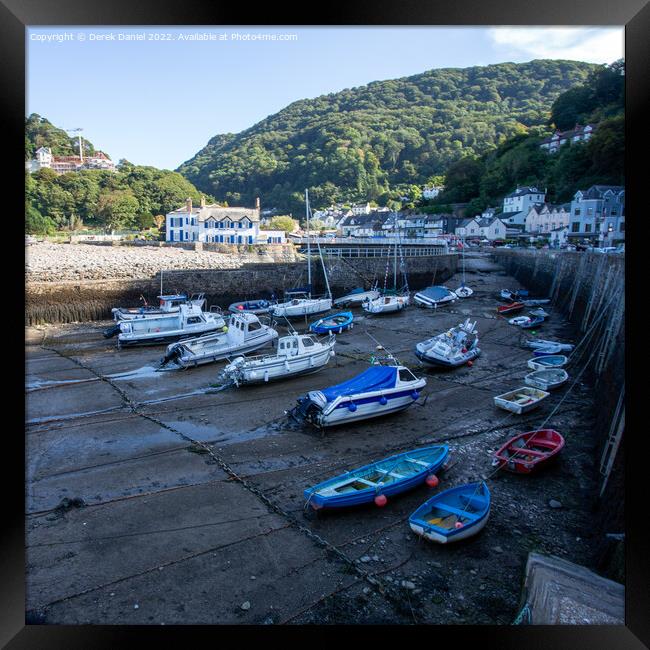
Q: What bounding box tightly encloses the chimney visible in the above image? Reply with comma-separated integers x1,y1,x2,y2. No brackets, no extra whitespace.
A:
186,197,192,215
200,195,206,208
255,197,261,211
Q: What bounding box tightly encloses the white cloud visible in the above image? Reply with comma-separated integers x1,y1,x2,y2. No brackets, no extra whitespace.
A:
488,27,624,64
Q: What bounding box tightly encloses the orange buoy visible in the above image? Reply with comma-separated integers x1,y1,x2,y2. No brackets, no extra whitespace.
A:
425,474,439,487
374,494,388,507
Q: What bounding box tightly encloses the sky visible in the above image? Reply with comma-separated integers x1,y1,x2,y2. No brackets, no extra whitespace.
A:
27,26,624,171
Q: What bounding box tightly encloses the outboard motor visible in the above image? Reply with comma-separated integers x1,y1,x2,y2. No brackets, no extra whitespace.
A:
159,343,183,369
103,323,121,339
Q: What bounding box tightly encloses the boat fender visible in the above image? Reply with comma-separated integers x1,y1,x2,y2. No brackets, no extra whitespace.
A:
411,390,420,400
264,370,269,382
467,360,474,367
454,521,464,529
379,396,388,406
374,494,387,507
461,347,467,353
350,323,354,329
348,402,357,412
338,328,342,334
425,474,439,487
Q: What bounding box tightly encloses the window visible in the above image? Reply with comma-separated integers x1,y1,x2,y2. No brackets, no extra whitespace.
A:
587,207,593,215
186,317,201,324
301,337,314,347
248,321,261,331
620,222,625,232
574,209,581,216
572,222,580,232
611,209,617,216
399,368,417,382
585,224,591,233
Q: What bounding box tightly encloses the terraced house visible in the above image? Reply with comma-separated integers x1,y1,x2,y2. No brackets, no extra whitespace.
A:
165,197,285,244
568,185,625,245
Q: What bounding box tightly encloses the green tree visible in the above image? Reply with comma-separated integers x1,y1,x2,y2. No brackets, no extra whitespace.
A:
97,190,139,231
268,215,298,233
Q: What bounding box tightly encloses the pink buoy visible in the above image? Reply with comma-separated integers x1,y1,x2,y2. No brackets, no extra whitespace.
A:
454,521,464,529
374,494,388,507
237,304,244,310
425,474,439,487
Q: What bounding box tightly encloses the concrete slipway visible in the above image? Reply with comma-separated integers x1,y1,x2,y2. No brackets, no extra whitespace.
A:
25,254,618,625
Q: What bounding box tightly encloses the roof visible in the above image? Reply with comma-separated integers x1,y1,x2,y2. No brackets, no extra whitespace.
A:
578,185,625,200
504,187,544,198
500,211,525,219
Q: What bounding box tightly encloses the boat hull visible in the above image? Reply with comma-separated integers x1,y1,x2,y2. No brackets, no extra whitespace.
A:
118,323,224,347
526,355,568,370
524,369,569,391
492,429,565,474
494,386,550,414
318,392,421,427
409,512,489,543
415,347,480,367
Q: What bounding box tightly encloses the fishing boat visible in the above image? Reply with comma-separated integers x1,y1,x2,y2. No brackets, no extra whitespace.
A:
524,368,569,391
494,386,550,414
333,285,381,307
218,332,336,386
525,339,574,352
158,312,278,369
112,294,202,321
309,311,354,334
454,237,473,298
116,303,226,347
497,302,525,315
414,285,457,309
287,363,426,428
409,482,490,544
415,318,480,367
303,445,450,511
526,355,568,370
271,190,333,319
228,299,277,315
363,239,411,314
491,429,565,474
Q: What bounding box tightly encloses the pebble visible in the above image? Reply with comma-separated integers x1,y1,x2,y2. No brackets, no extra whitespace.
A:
360,555,371,563
241,601,251,611
134,604,139,609
492,546,504,553
401,581,416,590
548,499,563,509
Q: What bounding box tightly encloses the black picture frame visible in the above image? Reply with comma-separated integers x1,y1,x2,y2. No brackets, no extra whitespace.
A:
4,0,646,646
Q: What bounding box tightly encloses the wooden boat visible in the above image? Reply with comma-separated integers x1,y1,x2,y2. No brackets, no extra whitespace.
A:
409,482,490,544
491,429,565,474
303,445,449,510
219,333,335,386
309,311,353,334
524,368,569,391
494,386,550,414
158,312,278,369
527,355,568,370
415,318,480,367
288,363,426,428
497,302,525,315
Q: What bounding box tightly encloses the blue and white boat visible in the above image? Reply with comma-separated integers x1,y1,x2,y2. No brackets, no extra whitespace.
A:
333,286,380,307
526,355,568,370
303,445,449,511
228,299,276,315
525,339,574,352
309,311,354,335
533,344,563,356
414,285,457,308
288,363,426,428
415,318,480,367
409,482,491,544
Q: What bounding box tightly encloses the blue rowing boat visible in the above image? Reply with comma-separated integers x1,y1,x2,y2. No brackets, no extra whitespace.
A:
409,481,491,544
309,311,354,334
303,445,449,510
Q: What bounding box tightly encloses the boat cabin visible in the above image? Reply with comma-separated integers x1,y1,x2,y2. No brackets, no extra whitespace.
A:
276,334,319,356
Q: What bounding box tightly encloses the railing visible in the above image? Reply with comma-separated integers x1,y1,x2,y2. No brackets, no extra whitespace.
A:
321,246,450,258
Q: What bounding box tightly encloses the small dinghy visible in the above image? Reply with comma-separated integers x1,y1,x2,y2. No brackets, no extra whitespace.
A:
533,344,563,356
518,312,546,329
414,285,457,308
524,368,569,391
409,482,490,544
303,445,449,511
228,299,276,315
159,312,278,369
218,333,336,386
525,339,574,352
288,363,426,428
527,355,568,370
494,386,550,414
492,429,565,474
333,286,381,307
497,302,525,315
415,318,480,367
500,289,528,302
455,285,473,298
508,316,533,326
309,311,353,334
362,292,410,314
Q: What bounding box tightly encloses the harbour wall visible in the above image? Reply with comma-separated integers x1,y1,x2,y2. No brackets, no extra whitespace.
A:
25,253,457,326
493,250,625,582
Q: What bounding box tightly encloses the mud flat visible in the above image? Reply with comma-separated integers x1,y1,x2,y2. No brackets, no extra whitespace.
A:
25,256,612,624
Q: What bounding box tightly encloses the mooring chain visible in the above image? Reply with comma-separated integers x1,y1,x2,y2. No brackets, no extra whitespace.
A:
38,341,395,604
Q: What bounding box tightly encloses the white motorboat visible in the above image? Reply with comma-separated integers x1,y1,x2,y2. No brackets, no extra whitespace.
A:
414,285,457,308
272,190,333,319
112,293,203,321
116,303,225,347
454,237,473,298
159,312,278,369
493,386,550,414
334,286,381,307
288,363,426,428
415,318,480,367
363,239,410,314
218,332,336,386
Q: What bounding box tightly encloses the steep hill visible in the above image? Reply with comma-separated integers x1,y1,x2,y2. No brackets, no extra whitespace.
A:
178,59,596,213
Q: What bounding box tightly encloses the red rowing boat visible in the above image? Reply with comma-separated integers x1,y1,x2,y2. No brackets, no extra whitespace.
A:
497,302,525,314
491,429,565,474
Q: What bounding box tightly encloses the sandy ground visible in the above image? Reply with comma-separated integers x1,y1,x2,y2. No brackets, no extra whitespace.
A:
25,254,600,624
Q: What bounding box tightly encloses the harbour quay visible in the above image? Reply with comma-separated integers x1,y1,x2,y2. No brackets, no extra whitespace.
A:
25,252,623,624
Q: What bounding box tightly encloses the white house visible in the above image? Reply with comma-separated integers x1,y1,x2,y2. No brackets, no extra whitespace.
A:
540,124,597,154
165,197,285,245
351,202,371,216
525,204,570,234
455,218,481,239
502,187,546,224
549,226,569,248
26,146,116,174
477,217,507,241
422,186,443,200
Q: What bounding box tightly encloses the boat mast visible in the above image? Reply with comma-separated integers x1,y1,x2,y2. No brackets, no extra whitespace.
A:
393,237,398,290
306,189,311,298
